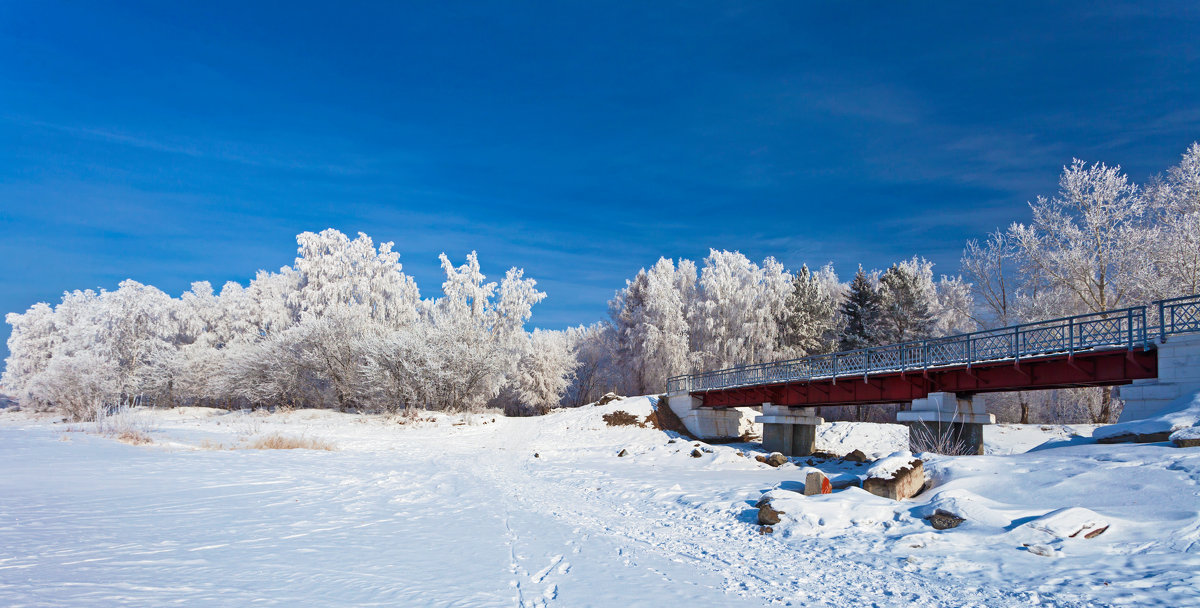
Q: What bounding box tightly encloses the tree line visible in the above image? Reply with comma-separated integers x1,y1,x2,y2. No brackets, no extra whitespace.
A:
3,143,1198,423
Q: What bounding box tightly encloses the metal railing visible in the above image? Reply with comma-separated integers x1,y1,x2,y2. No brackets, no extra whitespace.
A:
666,294,1200,394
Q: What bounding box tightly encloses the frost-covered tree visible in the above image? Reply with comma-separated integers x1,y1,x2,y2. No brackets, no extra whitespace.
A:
512,329,578,414
422,252,547,412
2,229,571,418
2,302,59,405
83,280,180,405
689,250,792,371
27,350,119,420
932,274,974,337
1010,159,1153,315
1145,142,1200,298
1009,159,1157,422
609,258,693,394
563,323,623,406
961,229,1020,328
292,229,420,327
838,267,883,350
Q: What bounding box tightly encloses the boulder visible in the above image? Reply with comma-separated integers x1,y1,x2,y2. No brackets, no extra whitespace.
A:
843,449,868,463
617,449,628,457
804,471,832,495
765,452,788,467
926,510,965,530
757,503,783,525
863,455,925,501
755,455,767,464
690,448,703,458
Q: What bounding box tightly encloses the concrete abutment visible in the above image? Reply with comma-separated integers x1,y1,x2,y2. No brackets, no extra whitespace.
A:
1118,333,1200,421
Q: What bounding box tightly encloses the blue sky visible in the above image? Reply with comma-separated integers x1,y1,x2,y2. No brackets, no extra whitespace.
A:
1,1,1197,357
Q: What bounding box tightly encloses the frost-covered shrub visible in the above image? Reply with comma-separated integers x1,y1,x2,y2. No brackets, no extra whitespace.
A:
93,402,156,440
28,352,120,421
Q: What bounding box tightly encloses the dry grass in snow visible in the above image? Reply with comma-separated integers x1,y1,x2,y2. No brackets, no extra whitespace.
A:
247,433,337,451
115,430,153,445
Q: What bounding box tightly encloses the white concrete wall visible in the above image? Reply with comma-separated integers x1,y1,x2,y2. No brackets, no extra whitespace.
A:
896,392,995,424
663,391,747,439
1119,333,1200,421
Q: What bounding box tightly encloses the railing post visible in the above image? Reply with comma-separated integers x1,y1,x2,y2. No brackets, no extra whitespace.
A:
1127,308,1134,350
1159,300,1167,343
1068,317,1074,356
1013,325,1020,363
863,350,870,382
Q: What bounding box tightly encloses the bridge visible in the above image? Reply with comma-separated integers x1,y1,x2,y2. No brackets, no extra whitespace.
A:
663,294,1200,456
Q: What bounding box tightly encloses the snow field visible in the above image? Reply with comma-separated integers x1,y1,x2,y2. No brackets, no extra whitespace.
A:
2,397,1199,607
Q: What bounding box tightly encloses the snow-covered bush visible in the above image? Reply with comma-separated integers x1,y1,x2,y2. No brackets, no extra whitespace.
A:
28,352,120,421
1,230,565,417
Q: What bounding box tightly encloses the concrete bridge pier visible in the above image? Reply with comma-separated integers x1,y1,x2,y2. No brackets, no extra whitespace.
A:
897,392,994,455
1118,333,1200,421
756,403,823,456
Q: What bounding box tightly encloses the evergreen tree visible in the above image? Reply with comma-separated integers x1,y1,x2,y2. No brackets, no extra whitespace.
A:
878,262,936,343
838,266,883,350
779,265,839,356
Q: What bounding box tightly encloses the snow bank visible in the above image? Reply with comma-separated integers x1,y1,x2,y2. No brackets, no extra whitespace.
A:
1094,391,1200,441
866,451,917,479
815,421,907,458
3,399,1200,606
1170,426,1200,442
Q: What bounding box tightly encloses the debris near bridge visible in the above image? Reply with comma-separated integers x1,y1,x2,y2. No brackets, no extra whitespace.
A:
756,498,784,525
863,453,925,500
755,452,789,467
925,510,965,530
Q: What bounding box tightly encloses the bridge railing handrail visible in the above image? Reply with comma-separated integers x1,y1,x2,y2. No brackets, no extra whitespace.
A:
666,294,1200,394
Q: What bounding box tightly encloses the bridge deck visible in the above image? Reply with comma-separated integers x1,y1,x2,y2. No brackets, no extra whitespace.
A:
668,295,1200,409
697,347,1156,408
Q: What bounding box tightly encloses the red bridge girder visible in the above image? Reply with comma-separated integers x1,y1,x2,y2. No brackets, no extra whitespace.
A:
696,348,1158,408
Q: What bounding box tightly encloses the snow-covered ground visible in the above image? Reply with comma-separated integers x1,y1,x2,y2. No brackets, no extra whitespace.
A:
2,398,1199,607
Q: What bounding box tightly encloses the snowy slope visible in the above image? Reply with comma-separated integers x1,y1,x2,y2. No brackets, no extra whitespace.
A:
2,399,1199,607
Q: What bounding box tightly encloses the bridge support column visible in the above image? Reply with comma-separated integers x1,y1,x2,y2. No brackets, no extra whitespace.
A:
756,403,823,456
897,392,994,455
